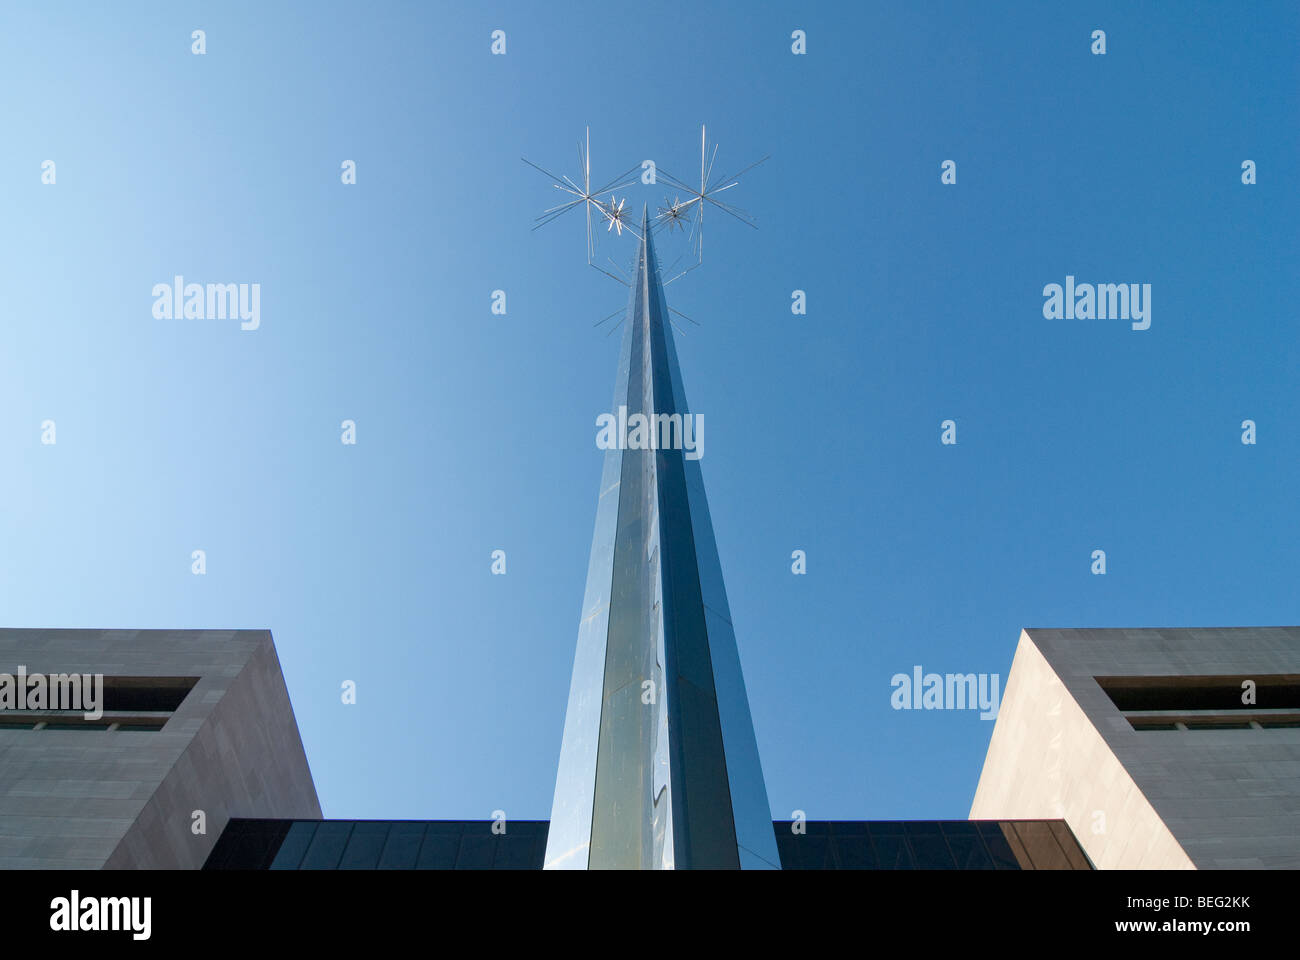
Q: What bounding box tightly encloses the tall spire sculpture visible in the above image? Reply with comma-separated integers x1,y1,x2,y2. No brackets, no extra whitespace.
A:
527,132,777,870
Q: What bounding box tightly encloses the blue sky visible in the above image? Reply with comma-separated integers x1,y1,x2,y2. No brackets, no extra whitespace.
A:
1,1,1296,821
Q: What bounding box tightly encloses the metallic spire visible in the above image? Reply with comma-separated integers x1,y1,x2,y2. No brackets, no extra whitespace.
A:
545,208,780,869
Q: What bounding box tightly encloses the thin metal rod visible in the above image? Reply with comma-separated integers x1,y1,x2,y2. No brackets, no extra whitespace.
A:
588,262,629,286
604,257,630,282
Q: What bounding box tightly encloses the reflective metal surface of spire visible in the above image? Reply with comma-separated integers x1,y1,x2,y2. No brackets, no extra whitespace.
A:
546,210,780,869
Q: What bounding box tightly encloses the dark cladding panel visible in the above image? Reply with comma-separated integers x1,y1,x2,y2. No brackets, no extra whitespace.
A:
206,818,1092,870
207,820,550,870
202,818,291,870
774,820,1094,870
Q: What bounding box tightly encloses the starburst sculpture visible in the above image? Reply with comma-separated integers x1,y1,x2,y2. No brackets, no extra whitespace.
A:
522,128,641,269
654,125,768,280
524,127,765,334
603,195,631,235
657,195,693,233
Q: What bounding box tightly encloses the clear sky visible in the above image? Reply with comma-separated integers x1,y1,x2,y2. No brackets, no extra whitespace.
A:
2,1,1296,822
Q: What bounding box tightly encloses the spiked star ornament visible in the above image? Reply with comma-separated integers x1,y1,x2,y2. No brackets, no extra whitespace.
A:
522,128,641,281
603,195,631,235
524,126,765,324
658,196,693,233
654,125,768,282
